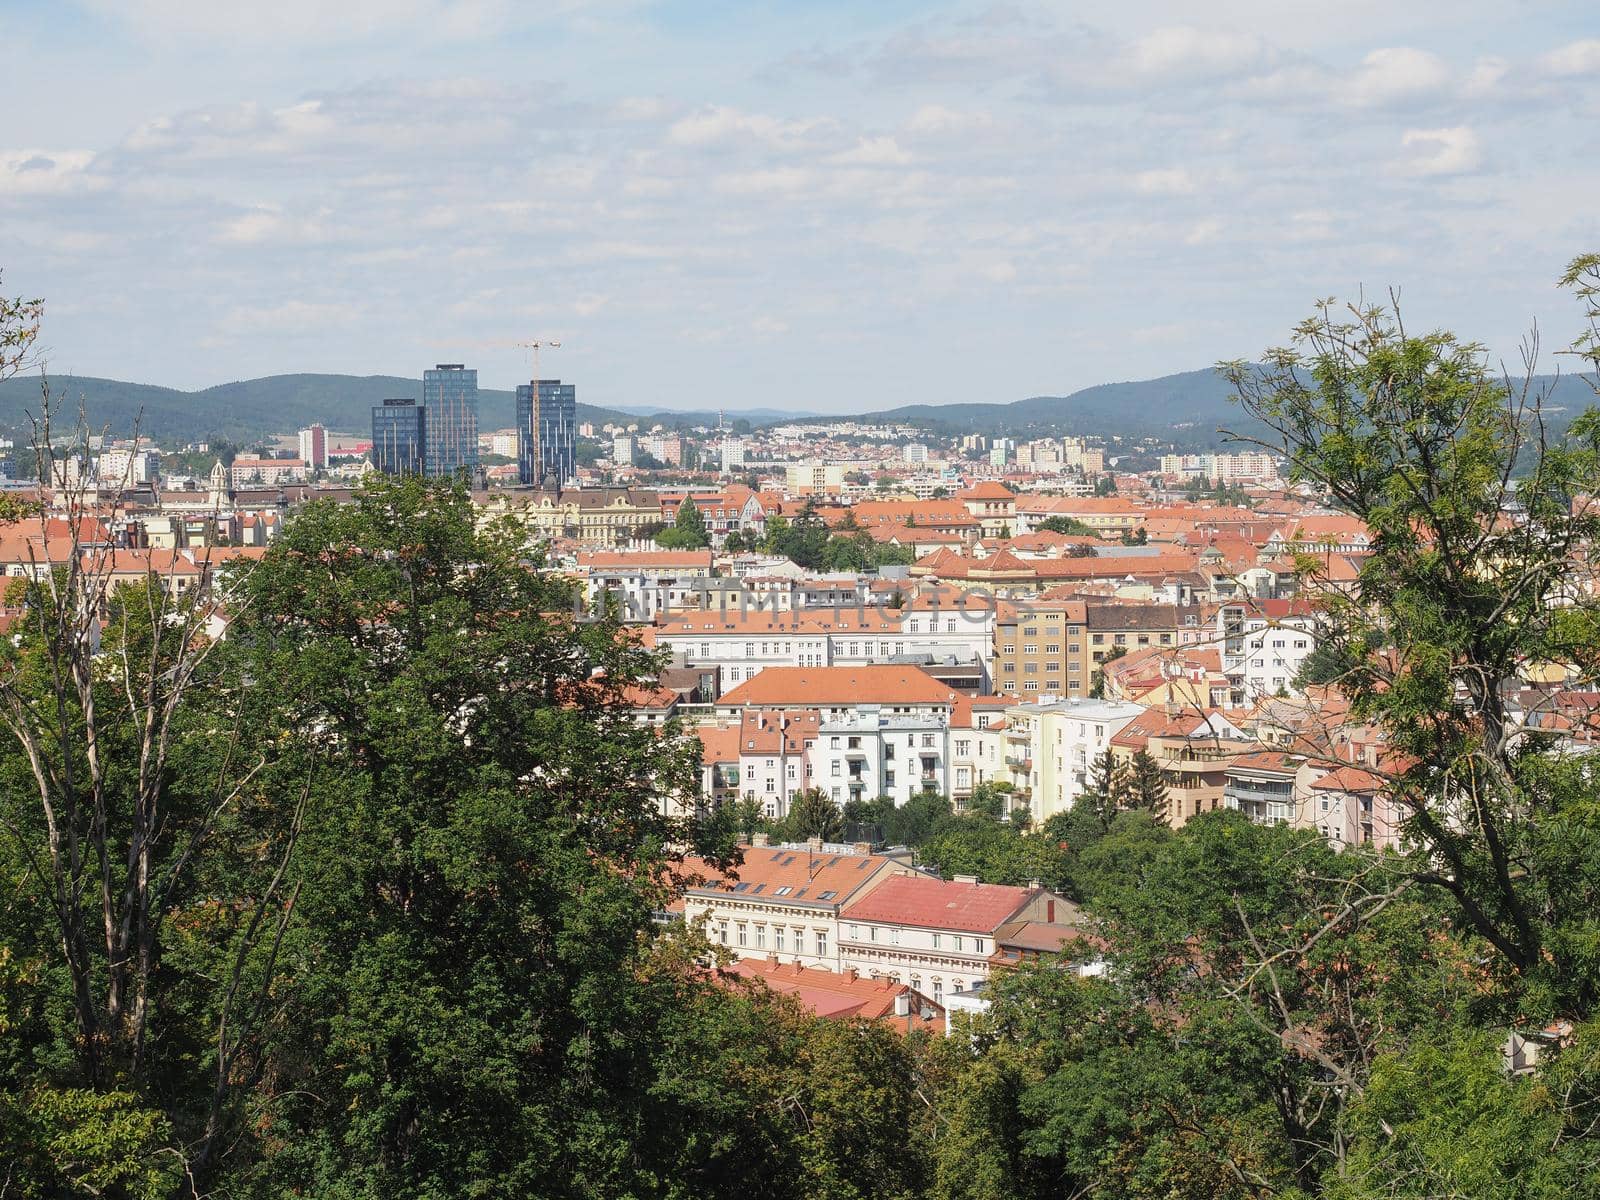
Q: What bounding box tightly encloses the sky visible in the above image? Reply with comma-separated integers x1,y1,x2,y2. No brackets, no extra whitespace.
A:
4,1,1599,414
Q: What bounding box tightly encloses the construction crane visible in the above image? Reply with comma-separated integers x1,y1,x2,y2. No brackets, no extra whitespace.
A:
513,339,561,487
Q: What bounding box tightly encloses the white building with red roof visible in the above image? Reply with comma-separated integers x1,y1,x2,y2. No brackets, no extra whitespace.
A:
837,874,1078,1005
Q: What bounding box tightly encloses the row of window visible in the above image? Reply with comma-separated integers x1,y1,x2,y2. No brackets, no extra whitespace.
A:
718,921,827,957
845,925,986,954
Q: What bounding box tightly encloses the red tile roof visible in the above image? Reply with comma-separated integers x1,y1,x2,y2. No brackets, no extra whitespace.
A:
717,665,956,709
722,958,942,1029
839,874,1035,933
680,847,908,908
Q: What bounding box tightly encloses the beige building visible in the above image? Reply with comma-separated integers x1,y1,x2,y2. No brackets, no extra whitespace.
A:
678,839,920,970
486,487,662,546
838,874,1078,1006
993,598,1090,699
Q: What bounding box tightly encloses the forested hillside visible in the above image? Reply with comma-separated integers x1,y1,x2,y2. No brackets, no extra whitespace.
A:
0,372,632,442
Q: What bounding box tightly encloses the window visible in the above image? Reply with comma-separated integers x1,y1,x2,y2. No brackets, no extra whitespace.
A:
849,924,859,939
832,761,841,777
736,923,747,947
953,980,964,993
932,979,943,1001
870,926,878,942
815,930,827,957
956,739,970,757
952,935,964,953
775,926,785,952
1023,644,1036,655
932,932,941,949
1045,644,1059,654
755,924,766,949
830,736,840,749
717,922,728,945
973,939,985,954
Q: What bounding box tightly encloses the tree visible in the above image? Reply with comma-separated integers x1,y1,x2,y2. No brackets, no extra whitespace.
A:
1094,475,1117,496
1074,751,1127,830
1088,646,1125,699
217,475,733,1195
0,270,43,380
1036,515,1099,537
1119,525,1147,545
782,788,843,843
658,497,711,549
1223,278,1600,1006
1120,750,1168,819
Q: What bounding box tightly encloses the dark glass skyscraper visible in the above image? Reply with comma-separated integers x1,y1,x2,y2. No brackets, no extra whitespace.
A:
422,363,479,478
371,398,425,475
516,378,577,487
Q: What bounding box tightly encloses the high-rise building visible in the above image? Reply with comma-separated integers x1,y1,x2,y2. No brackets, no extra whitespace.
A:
298,424,329,471
515,378,577,487
422,364,479,478
371,398,426,475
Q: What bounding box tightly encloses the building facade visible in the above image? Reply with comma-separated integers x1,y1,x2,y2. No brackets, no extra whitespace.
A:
422,364,479,478
371,398,426,475
516,378,577,487
297,424,329,471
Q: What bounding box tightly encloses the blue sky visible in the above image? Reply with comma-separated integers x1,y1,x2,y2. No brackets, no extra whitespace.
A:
4,1,1599,413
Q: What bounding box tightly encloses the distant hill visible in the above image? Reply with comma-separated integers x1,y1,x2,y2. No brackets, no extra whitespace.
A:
846,367,1600,446
0,373,635,443
1,367,1592,448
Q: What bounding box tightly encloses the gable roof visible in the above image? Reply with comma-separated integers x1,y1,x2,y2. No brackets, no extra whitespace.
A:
839,874,1036,932
681,846,907,909
718,665,955,709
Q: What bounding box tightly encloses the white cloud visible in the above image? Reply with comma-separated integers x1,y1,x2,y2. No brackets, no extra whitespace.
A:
1399,126,1482,176
667,106,826,148
218,300,353,336
1347,47,1451,106
713,167,813,195
904,104,994,137
1130,26,1274,80
1541,39,1600,77
1134,167,1196,195
215,206,335,245
85,0,518,44
0,149,100,196
831,137,912,166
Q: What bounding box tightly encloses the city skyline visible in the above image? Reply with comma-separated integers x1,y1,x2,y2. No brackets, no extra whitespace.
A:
5,2,1599,415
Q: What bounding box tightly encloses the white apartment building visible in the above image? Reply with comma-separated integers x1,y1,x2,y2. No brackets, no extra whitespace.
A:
657,604,993,691
576,549,715,622
1219,600,1320,700
948,697,1016,805
97,446,162,486
812,708,950,806
1006,698,1148,824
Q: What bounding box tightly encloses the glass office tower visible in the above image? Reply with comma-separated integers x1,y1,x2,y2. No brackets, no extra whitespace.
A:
515,378,577,487
371,398,425,475
422,363,479,478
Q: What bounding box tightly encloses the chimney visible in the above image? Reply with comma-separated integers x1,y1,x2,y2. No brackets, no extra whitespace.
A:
1027,878,1042,890
751,833,769,847
894,992,912,1017
807,836,823,852
845,968,858,982
852,841,872,855
954,873,979,885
